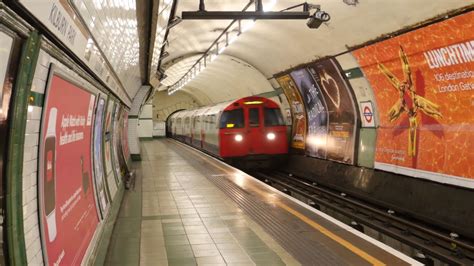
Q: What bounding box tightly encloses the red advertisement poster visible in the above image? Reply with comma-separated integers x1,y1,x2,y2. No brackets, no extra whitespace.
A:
352,12,474,186
39,68,99,265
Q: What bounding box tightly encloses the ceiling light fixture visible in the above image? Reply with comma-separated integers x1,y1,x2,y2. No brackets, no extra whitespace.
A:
168,1,280,95
167,16,182,29
160,51,170,60
168,0,312,95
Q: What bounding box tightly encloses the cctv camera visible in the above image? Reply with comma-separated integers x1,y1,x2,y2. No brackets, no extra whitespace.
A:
307,10,330,29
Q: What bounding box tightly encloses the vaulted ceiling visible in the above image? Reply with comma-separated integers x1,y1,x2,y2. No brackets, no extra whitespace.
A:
144,0,472,105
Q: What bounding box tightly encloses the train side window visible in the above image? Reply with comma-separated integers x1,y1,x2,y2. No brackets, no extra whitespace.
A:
219,109,244,129
249,108,260,127
211,115,216,128
264,108,285,126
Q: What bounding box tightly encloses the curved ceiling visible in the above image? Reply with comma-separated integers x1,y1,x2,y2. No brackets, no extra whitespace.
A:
160,54,275,105
157,0,472,104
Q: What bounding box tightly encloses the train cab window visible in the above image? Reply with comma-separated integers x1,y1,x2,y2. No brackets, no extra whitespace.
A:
249,108,260,127
264,108,285,126
219,109,244,129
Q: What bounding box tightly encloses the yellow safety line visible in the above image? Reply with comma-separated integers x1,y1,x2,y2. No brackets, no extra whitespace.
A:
179,143,386,266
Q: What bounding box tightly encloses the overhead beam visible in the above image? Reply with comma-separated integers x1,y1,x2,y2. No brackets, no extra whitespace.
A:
182,11,311,20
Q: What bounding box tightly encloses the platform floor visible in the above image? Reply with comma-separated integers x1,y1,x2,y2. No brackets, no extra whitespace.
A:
105,139,419,266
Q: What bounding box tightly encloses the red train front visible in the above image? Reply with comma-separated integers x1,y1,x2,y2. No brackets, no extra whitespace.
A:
218,97,288,161
169,96,288,167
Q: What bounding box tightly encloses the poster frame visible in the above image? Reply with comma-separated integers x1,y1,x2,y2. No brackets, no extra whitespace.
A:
37,63,100,265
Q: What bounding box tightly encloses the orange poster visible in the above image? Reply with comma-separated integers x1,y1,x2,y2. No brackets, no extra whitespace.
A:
277,75,307,149
353,11,474,186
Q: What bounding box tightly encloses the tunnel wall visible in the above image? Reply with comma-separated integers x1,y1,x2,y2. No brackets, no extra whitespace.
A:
277,10,474,238
153,90,199,123
277,9,474,189
21,42,131,265
0,4,134,265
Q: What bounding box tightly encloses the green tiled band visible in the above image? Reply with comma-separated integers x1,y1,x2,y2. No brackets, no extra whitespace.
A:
28,91,44,107
344,67,364,79
6,31,41,266
256,88,284,98
131,153,142,161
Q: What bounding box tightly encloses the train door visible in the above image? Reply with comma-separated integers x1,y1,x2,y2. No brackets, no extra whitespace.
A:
246,106,265,154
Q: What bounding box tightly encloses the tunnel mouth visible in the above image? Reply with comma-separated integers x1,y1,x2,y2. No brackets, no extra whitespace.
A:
165,109,186,137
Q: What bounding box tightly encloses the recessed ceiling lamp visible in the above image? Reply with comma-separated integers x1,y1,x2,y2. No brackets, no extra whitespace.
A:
343,0,359,6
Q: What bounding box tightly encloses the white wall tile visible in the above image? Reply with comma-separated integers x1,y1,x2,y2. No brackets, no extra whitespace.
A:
23,212,38,233
22,159,37,177
24,133,39,148
138,119,153,138
25,120,40,134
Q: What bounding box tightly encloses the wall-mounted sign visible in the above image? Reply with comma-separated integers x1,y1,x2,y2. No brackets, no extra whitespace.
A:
360,101,375,127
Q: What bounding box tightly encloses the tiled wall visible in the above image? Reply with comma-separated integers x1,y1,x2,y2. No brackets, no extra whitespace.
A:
23,49,50,265
138,105,153,138
152,91,199,122
128,86,151,156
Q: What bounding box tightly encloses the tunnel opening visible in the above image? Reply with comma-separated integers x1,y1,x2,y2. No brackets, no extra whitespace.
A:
165,109,186,137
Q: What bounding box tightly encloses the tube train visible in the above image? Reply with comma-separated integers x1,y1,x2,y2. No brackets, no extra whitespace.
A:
168,96,288,166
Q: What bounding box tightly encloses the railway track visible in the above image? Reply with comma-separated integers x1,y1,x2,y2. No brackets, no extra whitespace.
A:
252,170,474,265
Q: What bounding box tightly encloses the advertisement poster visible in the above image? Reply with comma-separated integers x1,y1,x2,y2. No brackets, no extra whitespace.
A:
352,11,474,185
290,69,328,158
112,103,123,184
39,70,99,265
0,32,13,109
93,97,109,218
121,110,131,166
309,58,357,163
277,75,307,149
104,100,117,198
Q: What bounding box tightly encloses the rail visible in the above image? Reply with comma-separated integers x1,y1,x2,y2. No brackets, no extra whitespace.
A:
253,171,474,265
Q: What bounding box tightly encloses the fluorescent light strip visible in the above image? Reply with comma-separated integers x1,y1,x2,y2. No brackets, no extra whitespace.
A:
168,0,278,95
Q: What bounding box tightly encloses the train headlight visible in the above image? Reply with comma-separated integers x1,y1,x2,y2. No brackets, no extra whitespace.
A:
234,134,243,142
266,132,276,140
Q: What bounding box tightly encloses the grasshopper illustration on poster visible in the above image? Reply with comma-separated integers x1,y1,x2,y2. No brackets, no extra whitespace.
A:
378,46,443,157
